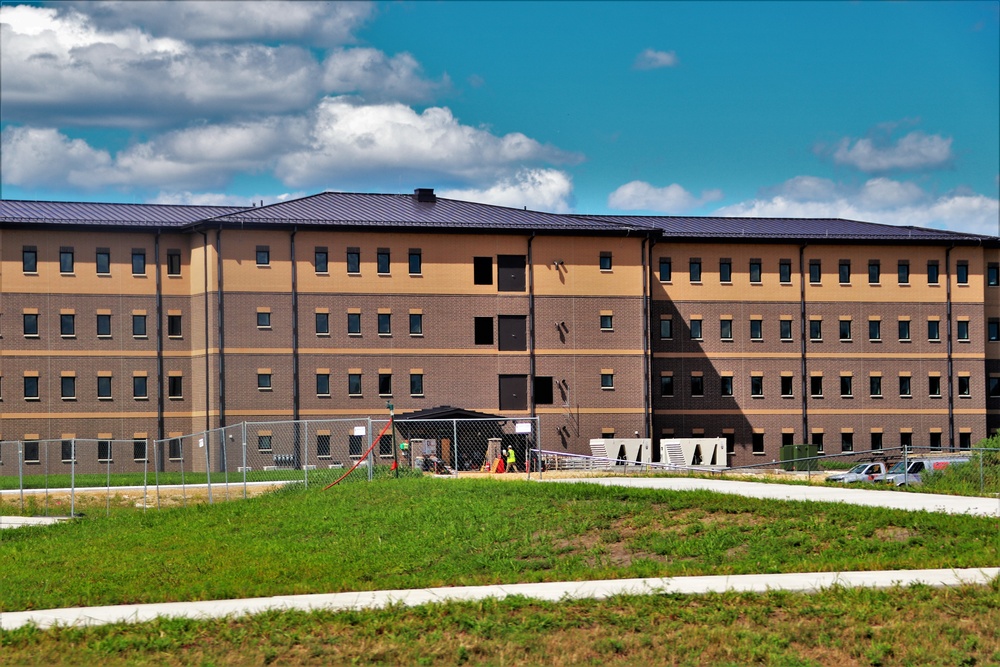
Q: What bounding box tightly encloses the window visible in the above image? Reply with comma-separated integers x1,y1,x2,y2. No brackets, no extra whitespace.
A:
752,433,764,454
410,372,424,396
690,318,703,340
98,376,112,399
720,318,733,340
99,440,113,462
750,319,762,341
901,432,913,452
659,258,672,282
377,248,390,274
870,376,883,397
929,432,942,450
812,432,824,454
317,435,331,458
899,376,911,397
988,263,999,287
60,248,74,273
600,372,614,389
871,432,883,451
348,373,362,396
600,252,612,271
989,376,1000,398
840,375,853,397
780,319,792,341
473,256,493,284
96,249,111,275
779,260,792,284
660,318,673,339
809,319,822,341
957,320,969,341
958,376,971,396
810,376,823,397
61,440,75,463
808,260,821,283
927,320,940,342
409,250,422,275
315,248,329,273
348,435,362,457
868,260,880,284
168,314,182,338
750,376,763,397
721,376,733,396
60,313,75,337
749,259,762,283
898,320,911,342
839,260,851,284
168,376,183,399
897,261,909,285
689,259,702,282
474,317,494,345
24,376,39,400
960,433,972,449
869,319,881,341
988,318,999,342
719,259,732,282
256,246,270,266
379,434,394,457
660,375,674,396
132,314,147,337
167,250,181,276
23,313,38,337
256,373,271,391
23,247,37,273
839,320,851,341
691,375,704,396
841,432,854,453
61,376,76,400
97,314,112,337
133,376,148,399
928,375,941,397
133,439,147,462
600,314,614,331
316,373,330,396
347,248,361,274
378,373,392,396
131,250,146,275
378,313,391,335
781,376,793,397
257,311,271,329
316,312,329,335
956,261,969,285
24,441,40,463
927,260,940,285
407,313,422,336
347,312,361,335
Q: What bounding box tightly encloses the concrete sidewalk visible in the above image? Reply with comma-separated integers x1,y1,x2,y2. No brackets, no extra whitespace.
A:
2,568,997,631
0,515,69,530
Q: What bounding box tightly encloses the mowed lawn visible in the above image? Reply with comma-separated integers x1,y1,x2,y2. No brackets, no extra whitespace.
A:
4,476,1000,666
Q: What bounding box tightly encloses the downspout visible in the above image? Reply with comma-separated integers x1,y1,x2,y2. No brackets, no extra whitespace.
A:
642,235,654,445
946,245,954,449
528,232,536,416
198,230,211,433
290,227,301,466
154,231,165,459
216,227,226,428
799,244,809,444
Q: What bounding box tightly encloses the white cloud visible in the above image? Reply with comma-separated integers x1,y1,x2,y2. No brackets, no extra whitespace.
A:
322,48,449,102
607,181,722,213
439,169,574,213
633,48,678,70
829,130,953,172
716,176,1000,236
1,126,112,188
149,191,308,207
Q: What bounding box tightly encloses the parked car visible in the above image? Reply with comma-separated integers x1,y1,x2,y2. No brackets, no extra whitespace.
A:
825,462,887,483
874,457,971,486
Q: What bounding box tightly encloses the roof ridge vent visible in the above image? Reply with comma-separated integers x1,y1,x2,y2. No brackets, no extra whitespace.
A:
414,188,436,203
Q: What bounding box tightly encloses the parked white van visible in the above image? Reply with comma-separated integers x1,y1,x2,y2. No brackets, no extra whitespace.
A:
874,456,970,486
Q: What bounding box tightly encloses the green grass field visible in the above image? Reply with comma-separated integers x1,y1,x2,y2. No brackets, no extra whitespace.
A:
2,475,999,665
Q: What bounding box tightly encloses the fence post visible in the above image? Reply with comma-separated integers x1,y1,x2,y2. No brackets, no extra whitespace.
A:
142,439,149,513
452,419,459,475
154,438,161,511
106,440,112,517
242,422,248,500
367,418,374,482
203,431,213,504
18,441,24,513
70,438,76,517
304,420,310,489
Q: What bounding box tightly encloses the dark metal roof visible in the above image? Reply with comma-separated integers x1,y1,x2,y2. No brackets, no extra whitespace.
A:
396,405,506,421
0,199,246,227
206,191,617,232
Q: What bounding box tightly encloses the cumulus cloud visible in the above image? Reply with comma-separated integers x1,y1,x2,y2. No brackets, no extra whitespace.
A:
716,175,1000,236
322,48,450,102
607,181,723,213
633,48,678,70
1,126,112,188
149,190,308,207
439,169,574,213
826,130,954,172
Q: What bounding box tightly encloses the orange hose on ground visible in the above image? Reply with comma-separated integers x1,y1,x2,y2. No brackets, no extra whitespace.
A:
323,418,394,490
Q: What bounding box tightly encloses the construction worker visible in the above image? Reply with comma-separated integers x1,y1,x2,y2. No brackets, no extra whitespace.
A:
506,445,517,473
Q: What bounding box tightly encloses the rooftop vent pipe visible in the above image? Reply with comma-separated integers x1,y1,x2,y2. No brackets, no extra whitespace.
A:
414,188,436,203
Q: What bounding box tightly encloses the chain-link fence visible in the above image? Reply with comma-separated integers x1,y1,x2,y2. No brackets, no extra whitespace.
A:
0,416,542,516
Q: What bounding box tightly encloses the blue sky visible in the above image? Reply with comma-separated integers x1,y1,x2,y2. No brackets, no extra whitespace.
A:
1,1,998,235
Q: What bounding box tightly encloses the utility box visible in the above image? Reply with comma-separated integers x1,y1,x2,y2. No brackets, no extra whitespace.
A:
780,444,819,471
659,438,728,469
